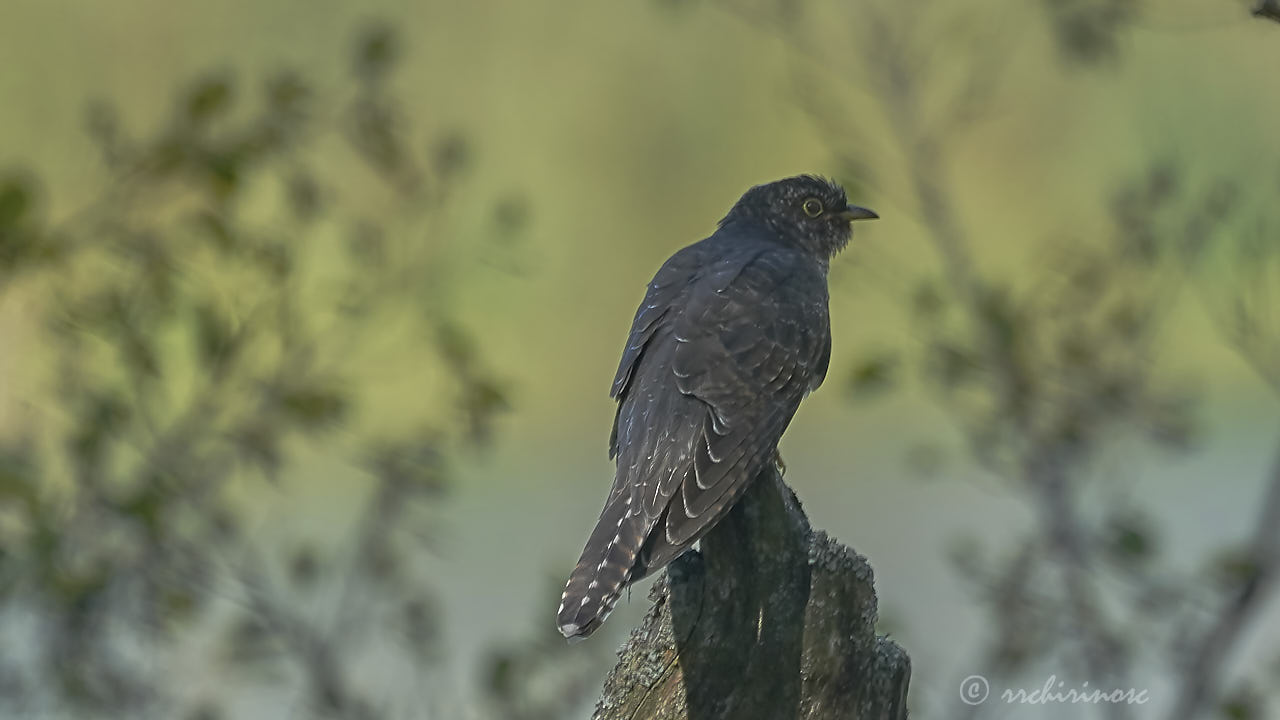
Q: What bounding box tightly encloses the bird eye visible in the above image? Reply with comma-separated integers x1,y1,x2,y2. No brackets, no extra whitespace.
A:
802,198,823,217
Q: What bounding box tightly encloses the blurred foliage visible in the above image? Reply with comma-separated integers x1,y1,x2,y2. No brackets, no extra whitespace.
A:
1255,0,1280,23
704,0,1280,718
0,20,602,720
1,2,1277,718
475,580,611,720
1043,0,1139,64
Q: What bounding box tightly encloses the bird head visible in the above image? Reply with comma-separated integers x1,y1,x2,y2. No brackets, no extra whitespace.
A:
720,175,877,258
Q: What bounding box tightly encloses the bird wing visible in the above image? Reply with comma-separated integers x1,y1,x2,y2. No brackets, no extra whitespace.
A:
608,243,703,459
559,242,830,635
662,249,829,545
615,245,831,573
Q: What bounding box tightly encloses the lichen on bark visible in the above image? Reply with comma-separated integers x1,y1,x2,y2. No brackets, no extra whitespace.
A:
593,468,911,720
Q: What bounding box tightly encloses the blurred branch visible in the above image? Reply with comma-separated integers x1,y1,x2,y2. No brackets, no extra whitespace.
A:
1166,435,1280,720
237,558,375,720
1031,454,1132,713
0,20,532,720
1255,0,1280,24
1165,180,1280,718
698,2,1277,717
855,15,1140,716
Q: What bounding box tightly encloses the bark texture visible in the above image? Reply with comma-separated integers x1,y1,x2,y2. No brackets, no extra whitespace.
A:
592,468,911,720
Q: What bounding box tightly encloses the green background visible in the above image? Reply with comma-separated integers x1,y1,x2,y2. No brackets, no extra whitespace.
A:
2,0,1279,717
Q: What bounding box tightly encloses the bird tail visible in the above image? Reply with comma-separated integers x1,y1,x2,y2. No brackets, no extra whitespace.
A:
557,487,645,640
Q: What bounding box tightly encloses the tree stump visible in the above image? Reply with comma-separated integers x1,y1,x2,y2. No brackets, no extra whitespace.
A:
592,468,911,720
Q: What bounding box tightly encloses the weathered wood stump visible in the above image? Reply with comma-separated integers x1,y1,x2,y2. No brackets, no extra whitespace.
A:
593,468,911,720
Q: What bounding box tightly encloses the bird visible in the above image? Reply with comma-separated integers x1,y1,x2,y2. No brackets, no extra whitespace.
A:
556,175,877,640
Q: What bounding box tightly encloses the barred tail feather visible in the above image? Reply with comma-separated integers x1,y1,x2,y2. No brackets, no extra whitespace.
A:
557,488,645,640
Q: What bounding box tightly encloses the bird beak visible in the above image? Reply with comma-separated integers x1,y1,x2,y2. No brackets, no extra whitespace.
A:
841,204,879,221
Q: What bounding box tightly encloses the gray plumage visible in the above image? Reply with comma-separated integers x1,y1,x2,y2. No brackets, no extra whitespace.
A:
557,175,876,640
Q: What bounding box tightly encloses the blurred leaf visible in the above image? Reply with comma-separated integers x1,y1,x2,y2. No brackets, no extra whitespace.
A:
121,482,165,540
1144,389,1199,451
1058,332,1097,375
259,71,311,152
1106,303,1145,341
234,422,280,477
222,616,282,668
265,70,309,116
183,73,234,125
371,437,446,495
486,654,516,699
191,210,237,254
251,241,292,280
462,377,509,447
400,597,441,660
148,137,190,177
1258,0,1280,23
279,382,348,430
354,23,399,81
975,283,1020,352
121,326,161,378
1206,546,1258,593
436,320,476,368
84,100,125,167
209,508,240,542
431,132,472,180
1103,509,1157,565
1219,684,1264,720
1145,163,1178,203
68,391,131,468
346,97,416,188
194,302,239,375
1204,179,1238,222
0,175,33,228
202,149,244,200
929,340,979,389
160,588,200,626
289,546,320,588
0,443,37,511
286,170,322,221
1043,0,1138,65
346,220,386,267
0,173,45,275
847,352,899,400
493,194,530,235
911,280,945,321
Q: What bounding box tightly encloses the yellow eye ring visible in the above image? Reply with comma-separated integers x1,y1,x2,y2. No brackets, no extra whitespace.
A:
802,198,823,217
